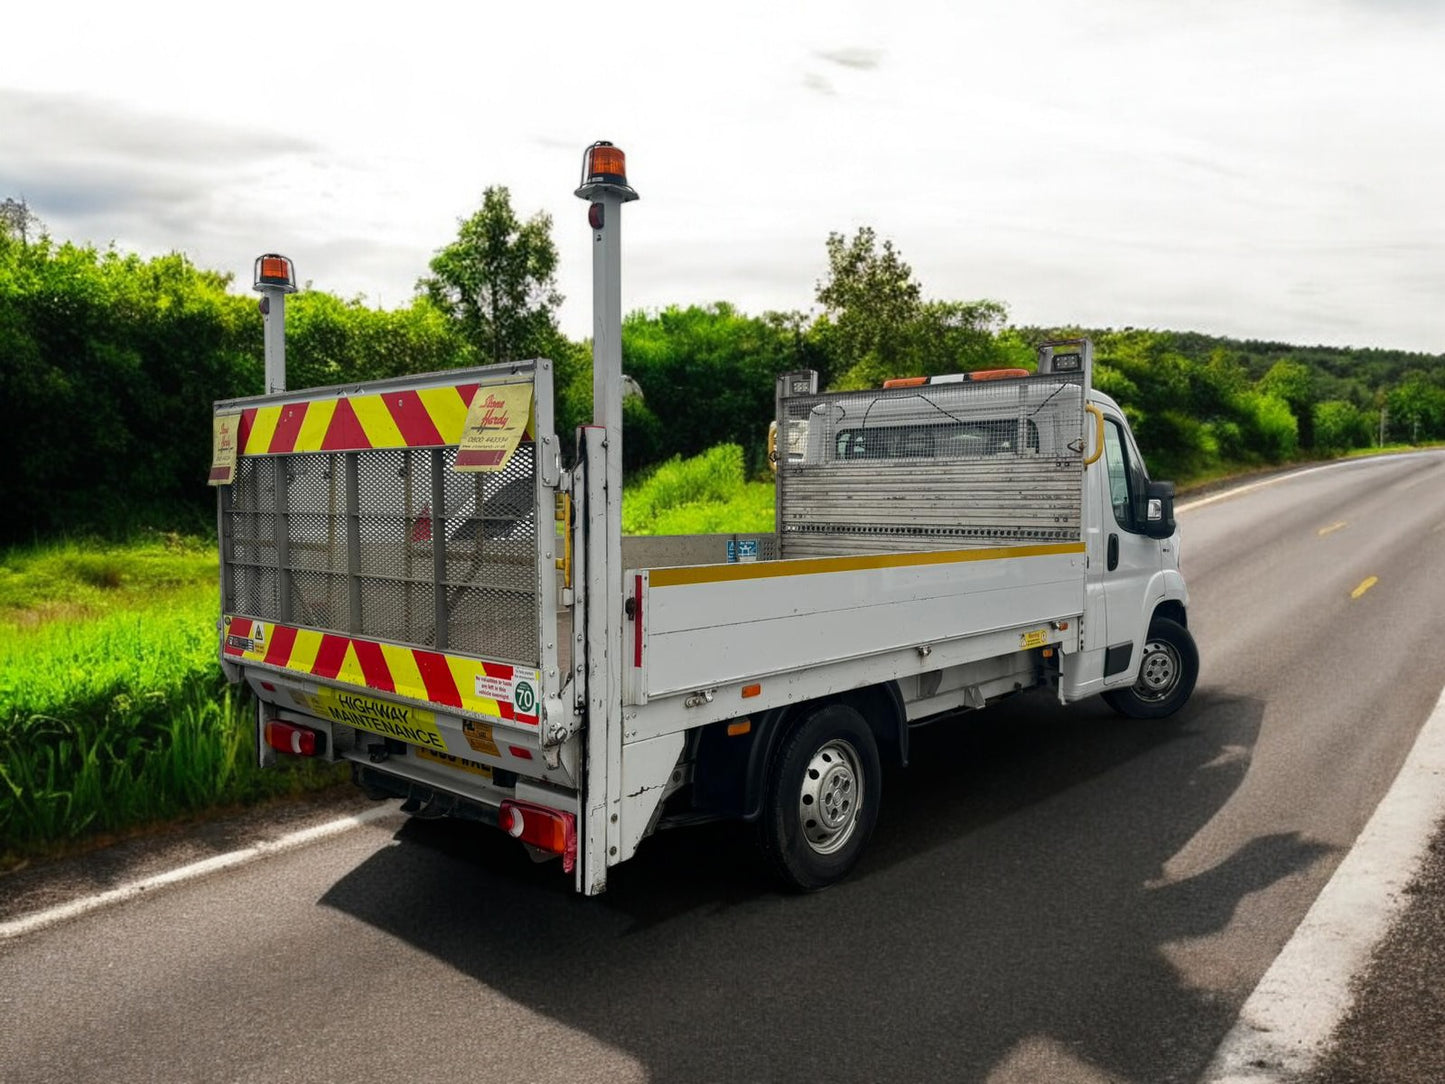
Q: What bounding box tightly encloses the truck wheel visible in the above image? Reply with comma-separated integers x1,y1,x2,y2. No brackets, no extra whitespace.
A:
1102,616,1198,719
758,704,881,891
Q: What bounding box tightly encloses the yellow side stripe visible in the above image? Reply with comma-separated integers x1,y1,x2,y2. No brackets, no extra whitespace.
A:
647,541,1086,587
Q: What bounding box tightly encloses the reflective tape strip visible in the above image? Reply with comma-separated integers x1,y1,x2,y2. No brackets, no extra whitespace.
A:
232,382,541,454
222,615,540,725
236,385,485,454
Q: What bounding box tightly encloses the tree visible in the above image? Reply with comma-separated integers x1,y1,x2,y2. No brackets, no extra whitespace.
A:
815,227,921,378
1257,358,1316,448
418,186,562,366
815,227,1009,389
1313,400,1372,453
1386,371,1445,443
0,196,41,245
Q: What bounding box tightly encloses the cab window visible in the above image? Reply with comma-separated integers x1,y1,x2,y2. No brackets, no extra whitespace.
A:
1103,418,1141,531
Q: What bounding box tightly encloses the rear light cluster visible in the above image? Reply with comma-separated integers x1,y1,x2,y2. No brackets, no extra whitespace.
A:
499,800,577,873
264,720,325,757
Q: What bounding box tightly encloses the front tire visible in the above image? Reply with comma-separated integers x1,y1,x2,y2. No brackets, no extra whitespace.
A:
1102,616,1198,719
758,704,881,891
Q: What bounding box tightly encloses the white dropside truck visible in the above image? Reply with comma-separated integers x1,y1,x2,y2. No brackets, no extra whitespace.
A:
213,143,1196,894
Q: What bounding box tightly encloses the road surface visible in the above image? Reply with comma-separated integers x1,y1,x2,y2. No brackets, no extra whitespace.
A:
3,451,1444,1083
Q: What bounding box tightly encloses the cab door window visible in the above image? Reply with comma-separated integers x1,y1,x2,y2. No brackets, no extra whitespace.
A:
1102,418,1146,532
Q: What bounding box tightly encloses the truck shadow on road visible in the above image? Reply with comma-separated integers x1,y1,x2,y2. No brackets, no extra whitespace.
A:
320,689,1332,1083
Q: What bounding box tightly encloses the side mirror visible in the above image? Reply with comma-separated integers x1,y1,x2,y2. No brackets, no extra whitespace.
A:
1139,480,1176,539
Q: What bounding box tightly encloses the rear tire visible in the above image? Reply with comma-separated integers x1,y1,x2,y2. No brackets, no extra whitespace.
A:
1102,616,1198,719
758,704,881,891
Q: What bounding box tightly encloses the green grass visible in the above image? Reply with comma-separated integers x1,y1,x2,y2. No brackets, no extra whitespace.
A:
0,539,345,867
623,444,774,535
0,532,219,625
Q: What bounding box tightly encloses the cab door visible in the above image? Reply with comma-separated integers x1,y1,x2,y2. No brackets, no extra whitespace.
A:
1097,411,1162,687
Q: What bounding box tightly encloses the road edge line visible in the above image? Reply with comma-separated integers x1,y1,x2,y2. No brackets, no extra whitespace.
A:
1177,450,1443,515
1200,683,1445,1083
0,804,399,942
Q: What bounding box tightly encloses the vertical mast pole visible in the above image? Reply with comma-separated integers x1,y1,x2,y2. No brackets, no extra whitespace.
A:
575,142,639,893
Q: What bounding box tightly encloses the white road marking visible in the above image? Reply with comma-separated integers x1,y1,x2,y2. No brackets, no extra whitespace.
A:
0,804,399,942
1177,451,1444,514
1201,683,1445,1082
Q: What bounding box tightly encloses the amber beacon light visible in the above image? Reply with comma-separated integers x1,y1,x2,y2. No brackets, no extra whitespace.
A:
252,253,297,293
576,141,638,202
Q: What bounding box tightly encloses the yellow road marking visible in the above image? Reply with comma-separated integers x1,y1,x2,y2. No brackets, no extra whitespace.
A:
1351,576,1378,599
1318,521,1347,536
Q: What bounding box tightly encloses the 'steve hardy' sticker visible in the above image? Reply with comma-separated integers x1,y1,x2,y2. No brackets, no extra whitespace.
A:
209,413,241,485
454,384,533,472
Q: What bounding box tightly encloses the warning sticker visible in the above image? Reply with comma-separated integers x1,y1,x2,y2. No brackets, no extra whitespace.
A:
209,413,241,485
474,670,540,724
461,718,501,757
475,673,513,702
413,746,493,779
454,384,533,472
1020,628,1050,650
299,688,445,750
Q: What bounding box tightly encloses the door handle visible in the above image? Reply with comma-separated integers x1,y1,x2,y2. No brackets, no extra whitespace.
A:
1108,533,1119,572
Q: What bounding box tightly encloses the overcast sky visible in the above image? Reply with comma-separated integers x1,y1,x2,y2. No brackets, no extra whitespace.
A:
4,0,1443,353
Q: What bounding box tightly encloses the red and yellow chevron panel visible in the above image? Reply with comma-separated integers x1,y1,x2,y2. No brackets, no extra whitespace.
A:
234,383,535,456
221,615,540,726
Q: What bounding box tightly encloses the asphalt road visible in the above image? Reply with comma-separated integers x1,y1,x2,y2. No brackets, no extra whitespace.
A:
3,452,1445,1084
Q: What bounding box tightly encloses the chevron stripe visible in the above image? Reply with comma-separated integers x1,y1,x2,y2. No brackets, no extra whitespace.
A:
220,615,540,725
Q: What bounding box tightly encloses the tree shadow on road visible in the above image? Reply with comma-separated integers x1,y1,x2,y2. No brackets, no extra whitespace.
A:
320,688,1332,1083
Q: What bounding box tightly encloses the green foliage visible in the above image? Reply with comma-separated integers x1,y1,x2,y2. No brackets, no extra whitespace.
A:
816,227,921,377
284,292,474,391
0,197,41,245
1385,371,1445,443
0,559,345,860
815,227,1010,390
0,532,215,620
1257,358,1316,448
0,240,257,542
1314,399,1374,453
418,186,562,366
622,304,806,474
1240,393,1300,461
622,444,773,535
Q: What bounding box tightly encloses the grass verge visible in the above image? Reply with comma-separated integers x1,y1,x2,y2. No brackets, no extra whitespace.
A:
0,544,346,869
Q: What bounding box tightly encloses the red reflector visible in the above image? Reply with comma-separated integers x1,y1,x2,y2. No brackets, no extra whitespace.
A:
508,745,534,760
498,800,577,872
264,720,324,756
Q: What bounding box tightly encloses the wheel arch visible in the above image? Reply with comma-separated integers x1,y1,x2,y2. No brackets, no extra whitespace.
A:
693,681,906,824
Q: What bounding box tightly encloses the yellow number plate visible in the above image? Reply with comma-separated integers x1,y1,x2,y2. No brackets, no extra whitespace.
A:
413,746,493,779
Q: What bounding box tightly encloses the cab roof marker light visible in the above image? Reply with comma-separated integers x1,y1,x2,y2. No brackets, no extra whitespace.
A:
881,368,1030,389
967,368,1031,381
